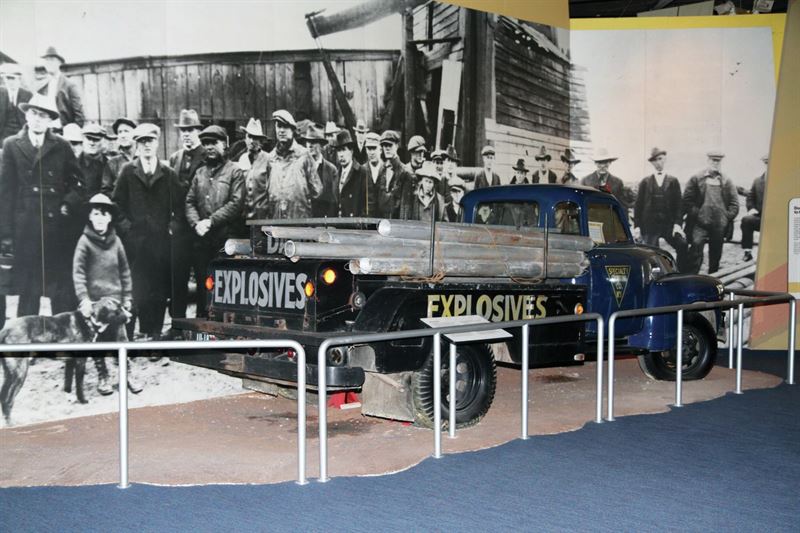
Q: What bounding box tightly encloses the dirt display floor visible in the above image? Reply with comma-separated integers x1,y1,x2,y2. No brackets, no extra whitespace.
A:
0,359,782,487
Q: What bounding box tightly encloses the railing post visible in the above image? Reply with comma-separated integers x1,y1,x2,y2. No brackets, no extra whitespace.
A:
117,346,129,489
735,302,744,394
675,309,683,408
433,333,442,459
607,314,617,422
521,323,530,439
317,343,329,482
728,292,736,369
788,299,796,385
448,342,457,439
295,345,307,485
595,317,604,424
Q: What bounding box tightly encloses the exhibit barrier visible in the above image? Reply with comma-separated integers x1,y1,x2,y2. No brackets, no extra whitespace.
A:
606,289,796,422
0,339,307,488
314,312,605,483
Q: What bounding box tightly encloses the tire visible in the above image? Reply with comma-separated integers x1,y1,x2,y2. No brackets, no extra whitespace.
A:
411,343,496,429
638,314,716,381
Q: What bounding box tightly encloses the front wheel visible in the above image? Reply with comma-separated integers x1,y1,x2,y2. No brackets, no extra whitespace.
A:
411,343,496,429
638,314,716,381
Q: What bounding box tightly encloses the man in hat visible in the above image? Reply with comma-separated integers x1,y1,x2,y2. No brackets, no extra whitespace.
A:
186,125,244,316
105,118,137,188
634,148,687,263
510,159,530,184
405,135,427,175
581,148,632,208
323,121,340,166
0,94,82,317
333,129,367,217
444,175,467,223
740,155,768,263
62,123,84,158
375,130,415,219
0,64,32,143
560,148,580,185
167,109,205,320
532,146,557,184
473,145,501,189
237,118,267,171
113,123,183,339
412,161,447,223
77,124,114,196
264,109,322,219
303,124,340,218
353,119,369,165
682,150,739,274
38,46,84,127
363,132,382,216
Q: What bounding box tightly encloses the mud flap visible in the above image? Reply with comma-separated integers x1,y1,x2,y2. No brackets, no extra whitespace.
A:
361,371,415,422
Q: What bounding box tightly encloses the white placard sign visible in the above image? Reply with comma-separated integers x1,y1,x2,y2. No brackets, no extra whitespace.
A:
421,315,513,343
789,198,800,298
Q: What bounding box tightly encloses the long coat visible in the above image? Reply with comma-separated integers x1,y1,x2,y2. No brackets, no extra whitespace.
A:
265,140,322,219
746,174,766,215
0,86,32,142
38,74,85,127
337,161,368,217
375,155,415,219
0,126,82,295
474,169,501,189
634,174,682,235
311,158,340,218
681,170,739,233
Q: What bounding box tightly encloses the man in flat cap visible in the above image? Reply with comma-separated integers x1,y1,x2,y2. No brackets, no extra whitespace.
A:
113,123,183,339
304,124,339,218
411,161,447,223
186,125,244,316
0,94,82,317
236,118,267,171
38,46,84,127
167,109,205,321
104,117,137,190
581,148,633,208
323,121,340,166
264,109,322,219
634,147,688,266
560,148,580,185
474,145,501,189
363,132,382,216
444,175,466,223
0,64,32,143
740,155,768,263
375,130,415,219
532,146,557,184
353,119,369,165
405,135,427,175
509,158,530,184
682,150,739,274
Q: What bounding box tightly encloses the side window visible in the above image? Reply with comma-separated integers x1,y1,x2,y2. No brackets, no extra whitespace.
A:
587,203,629,244
553,201,581,234
474,201,539,228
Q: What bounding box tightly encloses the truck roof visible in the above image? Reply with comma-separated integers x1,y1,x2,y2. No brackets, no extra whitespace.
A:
462,183,618,211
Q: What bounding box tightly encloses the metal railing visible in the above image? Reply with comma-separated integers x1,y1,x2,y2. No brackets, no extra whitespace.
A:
315,312,604,483
606,290,796,421
0,339,308,487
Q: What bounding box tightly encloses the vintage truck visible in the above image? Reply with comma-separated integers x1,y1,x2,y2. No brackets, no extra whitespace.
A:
171,184,724,428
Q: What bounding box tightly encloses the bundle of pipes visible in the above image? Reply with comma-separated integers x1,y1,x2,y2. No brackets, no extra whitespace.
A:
264,220,593,279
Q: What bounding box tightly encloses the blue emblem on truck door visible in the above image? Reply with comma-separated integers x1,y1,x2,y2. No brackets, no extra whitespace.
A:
605,265,630,307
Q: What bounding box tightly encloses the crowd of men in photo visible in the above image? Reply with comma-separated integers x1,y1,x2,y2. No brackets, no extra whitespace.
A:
0,48,768,397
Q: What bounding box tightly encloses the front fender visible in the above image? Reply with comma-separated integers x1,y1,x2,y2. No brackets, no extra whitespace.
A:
627,274,723,351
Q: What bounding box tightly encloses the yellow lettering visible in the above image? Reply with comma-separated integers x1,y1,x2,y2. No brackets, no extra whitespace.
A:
427,295,440,317
536,295,548,318
454,295,468,316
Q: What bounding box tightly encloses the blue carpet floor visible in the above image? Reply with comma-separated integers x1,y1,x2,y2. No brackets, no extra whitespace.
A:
2,350,798,532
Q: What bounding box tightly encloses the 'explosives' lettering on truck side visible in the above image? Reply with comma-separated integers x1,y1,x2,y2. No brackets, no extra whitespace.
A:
213,270,308,310
427,294,548,321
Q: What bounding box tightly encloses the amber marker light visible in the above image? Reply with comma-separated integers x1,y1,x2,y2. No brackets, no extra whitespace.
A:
205,276,214,291
322,268,337,285
304,280,315,298
574,303,584,315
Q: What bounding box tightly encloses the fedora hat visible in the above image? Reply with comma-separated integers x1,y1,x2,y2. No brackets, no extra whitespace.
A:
112,117,137,134
324,121,340,135
354,119,368,133
240,118,267,138
174,109,202,129
333,129,355,149
19,94,59,120
444,144,460,162
41,46,66,64
512,158,529,172
534,146,551,161
591,147,617,163
302,124,327,144
561,148,580,164
648,147,667,162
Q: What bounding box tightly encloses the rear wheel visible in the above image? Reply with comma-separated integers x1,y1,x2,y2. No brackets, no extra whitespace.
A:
411,343,496,429
638,314,716,381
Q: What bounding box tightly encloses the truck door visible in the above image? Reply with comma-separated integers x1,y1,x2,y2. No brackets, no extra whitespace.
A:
582,200,645,337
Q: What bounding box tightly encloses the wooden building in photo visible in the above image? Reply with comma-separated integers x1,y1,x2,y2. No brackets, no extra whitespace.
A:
62,49,399,158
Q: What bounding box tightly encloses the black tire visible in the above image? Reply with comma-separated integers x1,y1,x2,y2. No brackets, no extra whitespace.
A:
638,314,716,381
411,343,496,429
